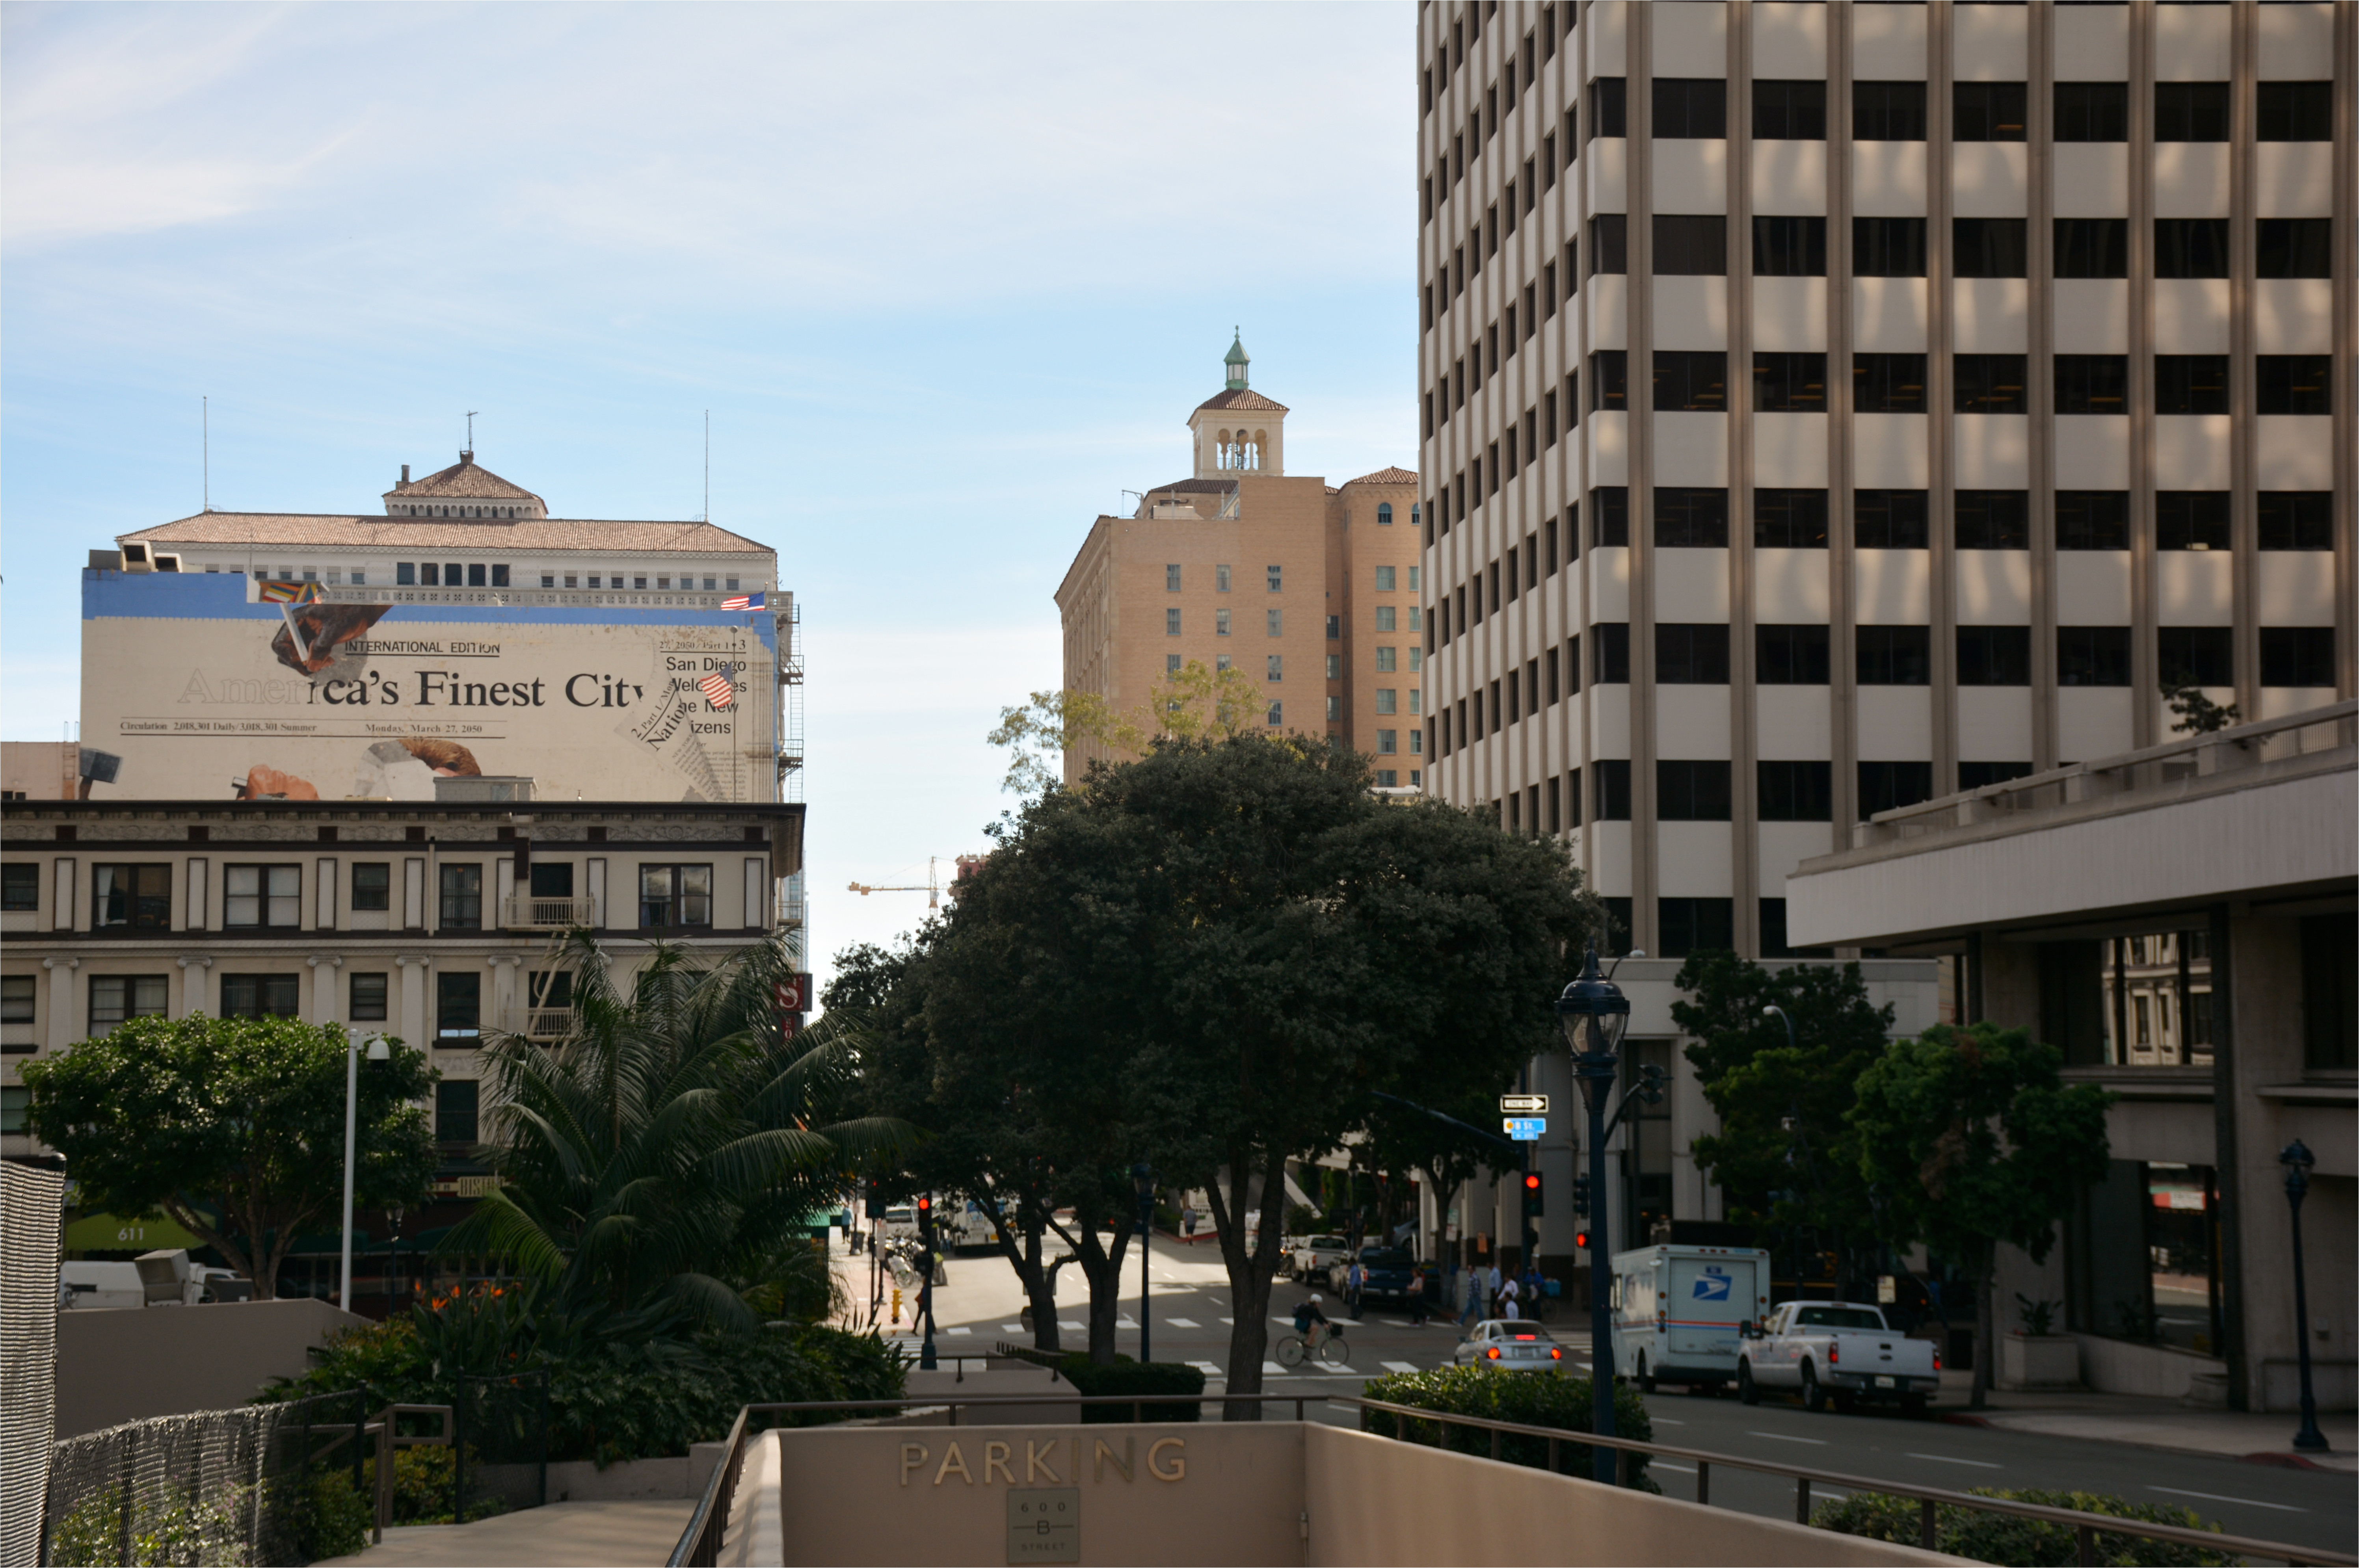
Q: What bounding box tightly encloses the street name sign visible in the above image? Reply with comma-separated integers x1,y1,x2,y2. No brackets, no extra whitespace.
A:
1502,1117,1546,1141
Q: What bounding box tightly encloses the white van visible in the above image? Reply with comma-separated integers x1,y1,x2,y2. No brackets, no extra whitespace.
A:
1610,1243,1773,1392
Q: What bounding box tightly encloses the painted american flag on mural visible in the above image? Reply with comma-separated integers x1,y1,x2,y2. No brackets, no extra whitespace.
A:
699,668,735,708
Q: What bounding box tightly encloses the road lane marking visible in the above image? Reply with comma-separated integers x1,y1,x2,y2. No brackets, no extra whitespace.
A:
1745,1431,1829,1445
1058,1320,1083,1331
1381,1361,1421,1374
948,1326,971,1335
1167,1317,1200,1327
1189,1361,1223,1375
1220,1317,1236,1325
1262,1361,1285,1376
1001,1323,1021,1333
2146,1486,2306,1513
1905,1452,2000,1469
1649,1418,1686,1426
1321,1365,1360,1376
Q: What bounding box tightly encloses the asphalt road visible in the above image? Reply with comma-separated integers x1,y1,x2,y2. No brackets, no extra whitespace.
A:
880,1244,2357,1558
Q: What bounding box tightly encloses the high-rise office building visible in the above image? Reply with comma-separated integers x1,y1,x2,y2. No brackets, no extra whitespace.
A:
1059,339,1423,782
1416,0,2352,962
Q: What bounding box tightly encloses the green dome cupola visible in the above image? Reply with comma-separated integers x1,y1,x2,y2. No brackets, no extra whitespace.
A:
1224,331,1250,391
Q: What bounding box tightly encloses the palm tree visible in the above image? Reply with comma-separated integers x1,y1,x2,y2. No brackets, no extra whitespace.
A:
443,930,905,1336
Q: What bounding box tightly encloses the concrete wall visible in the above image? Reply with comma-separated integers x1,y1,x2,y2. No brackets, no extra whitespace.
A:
55,1297,366,1438
2070,1333,2224,1402
756,1420,1961,1567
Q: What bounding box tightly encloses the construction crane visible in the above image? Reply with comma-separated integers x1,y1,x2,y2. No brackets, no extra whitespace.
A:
847,856,944,910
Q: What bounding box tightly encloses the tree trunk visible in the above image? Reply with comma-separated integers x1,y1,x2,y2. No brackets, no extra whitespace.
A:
988,1206,1059,1354
1208,1151,1286,1419
1970,1245,1995,1411
1053,1209,1131,1365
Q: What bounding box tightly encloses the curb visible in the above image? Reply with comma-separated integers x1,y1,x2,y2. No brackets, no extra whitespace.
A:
1940,1411,2352,1472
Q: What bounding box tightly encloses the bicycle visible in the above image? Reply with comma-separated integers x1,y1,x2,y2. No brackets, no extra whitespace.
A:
1274,1325,1352,1368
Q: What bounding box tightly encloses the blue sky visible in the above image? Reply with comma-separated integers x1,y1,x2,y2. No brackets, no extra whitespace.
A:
1,1,1418,987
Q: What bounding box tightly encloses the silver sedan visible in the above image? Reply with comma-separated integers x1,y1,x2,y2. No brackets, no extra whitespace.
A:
1449,1320,1569,1372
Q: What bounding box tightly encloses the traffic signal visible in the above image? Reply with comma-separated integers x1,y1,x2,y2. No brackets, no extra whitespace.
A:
1574,1229,1593,1252
1521,1171,1544,1217
915,1195,933,1234
1572,1174,1592,1218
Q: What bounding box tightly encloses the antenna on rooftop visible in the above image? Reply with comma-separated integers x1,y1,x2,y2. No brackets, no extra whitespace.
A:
202,396,210,512
703,410,711,522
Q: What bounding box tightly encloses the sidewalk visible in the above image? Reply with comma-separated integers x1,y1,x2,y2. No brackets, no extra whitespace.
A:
1934,1383,2357,1472
316,1498,694,1567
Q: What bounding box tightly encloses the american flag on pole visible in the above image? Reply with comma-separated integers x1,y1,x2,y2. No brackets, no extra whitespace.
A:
721,591,765,611
699,667,736,708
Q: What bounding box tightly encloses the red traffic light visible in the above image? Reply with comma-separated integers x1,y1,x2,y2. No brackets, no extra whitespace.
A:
917,1196,931,1214
1574,1230,1592,1251
1522,1173,1541,1192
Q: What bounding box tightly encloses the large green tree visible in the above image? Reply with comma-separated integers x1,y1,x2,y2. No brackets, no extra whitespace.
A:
22,1014,437,1299
1026,736,1596,1408
1850,1022,2113,1409
1671,952,1898,1291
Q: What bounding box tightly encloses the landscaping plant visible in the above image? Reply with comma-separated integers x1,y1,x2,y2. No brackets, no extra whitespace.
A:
1815,1488,2233,1566
1359,1365,1656,1490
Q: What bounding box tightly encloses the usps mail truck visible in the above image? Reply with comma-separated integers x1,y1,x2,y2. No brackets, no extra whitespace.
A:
1609,1243,1774,1392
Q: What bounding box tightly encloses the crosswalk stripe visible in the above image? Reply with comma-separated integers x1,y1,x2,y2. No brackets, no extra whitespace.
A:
1001,1323,1021,1333
1166,1317,1199,1328
1261,1361,1285,1376
1381,1360,1421,1374
1189,1361,1223,1375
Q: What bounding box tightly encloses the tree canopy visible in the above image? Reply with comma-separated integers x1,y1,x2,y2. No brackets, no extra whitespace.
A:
22,1014,437,1299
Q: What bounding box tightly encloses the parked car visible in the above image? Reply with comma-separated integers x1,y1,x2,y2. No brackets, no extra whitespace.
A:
1327,1245,1415,1304
1288,1234,1351,1281
1739,1300,1942,1414
1450,1320,1568,1373
1609,1242,1773,1393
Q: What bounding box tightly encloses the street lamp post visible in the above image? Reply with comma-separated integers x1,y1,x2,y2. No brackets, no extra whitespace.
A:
338,1032,392,1310
2279,1140,2329,1453
1557,947,1633,1486
1133,1165,1155,1365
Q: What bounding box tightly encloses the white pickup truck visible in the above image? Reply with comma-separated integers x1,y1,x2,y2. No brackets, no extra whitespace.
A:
1738,1300,1942,1415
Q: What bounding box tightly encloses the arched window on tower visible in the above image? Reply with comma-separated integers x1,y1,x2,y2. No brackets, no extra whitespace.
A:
1378,503,1395,526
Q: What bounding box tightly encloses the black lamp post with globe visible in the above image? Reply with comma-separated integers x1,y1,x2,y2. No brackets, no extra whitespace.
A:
2279,1140,2329,1453
1557,947,1635,1485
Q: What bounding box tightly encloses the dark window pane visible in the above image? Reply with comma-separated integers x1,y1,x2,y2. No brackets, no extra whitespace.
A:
1,864,37,912
2154,81,2229,142
437,972,481,1039
1954,217,2028,278
438,863,482,930
2258,492,2332,550
1854,80,1927,140
1754,79,1827,139
1653,78,1727,138
1957,625,2033,686
1857,626,1932,685
1855,353,1929,413
221,974,300,1019
2056,355,2130,415
1757,760,1834,821
2256,81,2331,141
2059,627,2133,687
1753,216,1828,277
2055,81,2128,142
2158,627,2233,688
2257,219,2332,280
2260,628,2335,688
1954,80,2027,141
1761,897,1833,960
1754,489,1829,547
1594,622,1630,683
1654,350,1728,411
1858,761,1935,819
1654,214,1727,276
1955,354,2030,414
2157,492,2231,551
1753,353,1828,413
1589,213,1627,275
1957,762,2035,792
2258,356,2331,416
436,1080,480,1145
1590,349,1627,411
2154,219,2230,279
2301,914,2359,1071
1854,217,1927,277
1956,490,2031,549
1756,624,1831,685
529,862,576,898
1592,487,1629,547
2054,217,2128,278
350,972,389,1022
1658,897,1736,958
1654,487,1729,547
1657,762,1733,821
1855,489,1931,549
2056,491,2130,550
351,862,391,911
1595,759,1633,819
1588,76,1627,139
1656,623,1732,683
2155,355,2230,416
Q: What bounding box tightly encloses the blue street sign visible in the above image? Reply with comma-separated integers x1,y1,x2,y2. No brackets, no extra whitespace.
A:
1502,1116,1546,1141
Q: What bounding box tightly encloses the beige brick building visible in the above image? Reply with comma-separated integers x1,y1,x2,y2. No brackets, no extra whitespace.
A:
1056,340,1425,785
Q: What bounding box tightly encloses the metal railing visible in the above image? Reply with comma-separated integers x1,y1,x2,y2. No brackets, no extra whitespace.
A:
501,895,596,930
521,1007,574,1040
666,1392,2353,1568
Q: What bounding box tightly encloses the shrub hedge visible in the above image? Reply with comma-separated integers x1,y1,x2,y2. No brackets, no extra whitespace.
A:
1055,1356,1207,1423
1358,1364,1656,1491
1814,1488,2234,1566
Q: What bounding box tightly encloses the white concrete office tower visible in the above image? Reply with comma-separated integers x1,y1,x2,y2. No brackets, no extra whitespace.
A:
1415,1,2353,963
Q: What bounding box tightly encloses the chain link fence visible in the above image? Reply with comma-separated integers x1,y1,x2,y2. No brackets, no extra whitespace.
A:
43,1388,372,1568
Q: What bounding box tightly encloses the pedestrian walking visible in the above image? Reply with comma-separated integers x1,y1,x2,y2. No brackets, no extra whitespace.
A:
1484,1260,1502,1318
1181,1204,1196,1240
1345,1259,1365,1319
1407,1265,1428,1326
1459,1267,1482,1334
1498,1273,1520,1322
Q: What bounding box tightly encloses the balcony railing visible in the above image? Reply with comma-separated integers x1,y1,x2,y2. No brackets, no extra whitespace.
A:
523,1008,573,1041
501,896,595,931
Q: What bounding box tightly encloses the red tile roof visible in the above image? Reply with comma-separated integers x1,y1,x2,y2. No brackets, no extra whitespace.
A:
1193,388,1289,414
1345,466,1419,487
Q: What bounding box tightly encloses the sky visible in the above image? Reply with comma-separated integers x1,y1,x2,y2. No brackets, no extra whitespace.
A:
0,1,1418,992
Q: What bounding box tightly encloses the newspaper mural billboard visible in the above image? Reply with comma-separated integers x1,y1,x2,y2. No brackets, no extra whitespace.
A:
80,572,778,803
